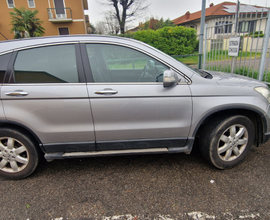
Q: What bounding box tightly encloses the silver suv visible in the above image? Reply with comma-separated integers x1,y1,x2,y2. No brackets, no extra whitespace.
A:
0,35,269,179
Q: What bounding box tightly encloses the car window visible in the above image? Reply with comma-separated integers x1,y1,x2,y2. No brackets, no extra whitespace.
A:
0,53,12,83
13,44,79,83
86,44,169,83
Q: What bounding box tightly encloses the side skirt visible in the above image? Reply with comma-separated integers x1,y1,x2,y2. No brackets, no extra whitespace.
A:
96,138,187,151
44,138,195,161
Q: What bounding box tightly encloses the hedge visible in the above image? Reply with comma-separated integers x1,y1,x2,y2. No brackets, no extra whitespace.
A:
245,31,264,38
123,26,197,55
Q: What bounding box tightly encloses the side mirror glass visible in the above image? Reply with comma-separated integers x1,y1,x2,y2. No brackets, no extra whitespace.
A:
163,70,178,87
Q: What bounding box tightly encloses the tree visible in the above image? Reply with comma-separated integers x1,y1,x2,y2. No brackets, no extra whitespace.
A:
95,21,108,34
95,14,120,35
98,0,149,34
104,12,120,34
138,17,175,31
10,7,45,38
89,23,96,34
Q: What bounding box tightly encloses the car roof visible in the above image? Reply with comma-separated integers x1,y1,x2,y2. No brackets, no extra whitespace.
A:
0,34,146,54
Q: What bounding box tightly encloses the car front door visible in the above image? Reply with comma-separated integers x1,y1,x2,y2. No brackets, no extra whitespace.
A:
82,43,192,151
1,44,95,153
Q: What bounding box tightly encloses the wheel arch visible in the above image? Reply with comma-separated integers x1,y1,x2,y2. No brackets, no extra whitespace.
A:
193,105,267,148
0,120,44,152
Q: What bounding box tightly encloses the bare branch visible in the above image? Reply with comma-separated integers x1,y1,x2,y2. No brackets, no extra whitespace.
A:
97,0,150,34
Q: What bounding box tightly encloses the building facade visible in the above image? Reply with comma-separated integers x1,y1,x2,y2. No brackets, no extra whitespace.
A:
0,0,90,41
173,2,268,37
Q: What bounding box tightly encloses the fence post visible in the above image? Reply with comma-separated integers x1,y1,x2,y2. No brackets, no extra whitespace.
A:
203,24,208,69
258,9,270,81
231,0,240,73
198,0,206,69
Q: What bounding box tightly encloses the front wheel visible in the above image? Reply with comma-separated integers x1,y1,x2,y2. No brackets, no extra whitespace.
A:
200,115,255,169
0,128,39,180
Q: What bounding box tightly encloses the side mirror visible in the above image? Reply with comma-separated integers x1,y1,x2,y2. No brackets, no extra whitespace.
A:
163,70,179,87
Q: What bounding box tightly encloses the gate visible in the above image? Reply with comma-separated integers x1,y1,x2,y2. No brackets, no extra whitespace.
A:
203,9,270,84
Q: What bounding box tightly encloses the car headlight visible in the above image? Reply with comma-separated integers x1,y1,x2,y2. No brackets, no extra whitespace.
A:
254,87,270,103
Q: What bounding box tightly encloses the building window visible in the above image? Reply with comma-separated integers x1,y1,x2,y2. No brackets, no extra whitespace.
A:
28,0,35,8
58,27,69,35
238,21,256,33
7,0,15,8
54,0,66,18
215,21,232,34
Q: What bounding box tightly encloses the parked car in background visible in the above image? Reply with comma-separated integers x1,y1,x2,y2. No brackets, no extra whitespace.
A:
0,35,269,179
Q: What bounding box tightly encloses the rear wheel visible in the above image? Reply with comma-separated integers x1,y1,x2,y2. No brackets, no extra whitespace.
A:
200,115,255,169
0,128,39,180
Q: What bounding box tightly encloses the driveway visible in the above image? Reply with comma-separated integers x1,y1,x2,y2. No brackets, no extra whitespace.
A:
1,142,270,220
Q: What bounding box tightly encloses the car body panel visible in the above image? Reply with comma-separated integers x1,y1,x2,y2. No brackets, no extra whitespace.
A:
188,72,270,136
87,83,192,150
1,84,95,145
0,101,6,119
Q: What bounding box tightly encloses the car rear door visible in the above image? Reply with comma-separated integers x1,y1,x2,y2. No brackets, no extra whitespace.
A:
81,43,192,151
1,43,95,153
0,53,12,120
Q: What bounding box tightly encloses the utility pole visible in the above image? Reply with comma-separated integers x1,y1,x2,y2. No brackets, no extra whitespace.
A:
231,0,240,73
198,0,206,69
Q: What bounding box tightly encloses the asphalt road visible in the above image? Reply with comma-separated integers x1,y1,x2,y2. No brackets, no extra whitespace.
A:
1,142,270,220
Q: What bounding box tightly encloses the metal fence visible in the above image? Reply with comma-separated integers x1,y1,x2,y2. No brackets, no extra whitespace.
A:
203,9,270,84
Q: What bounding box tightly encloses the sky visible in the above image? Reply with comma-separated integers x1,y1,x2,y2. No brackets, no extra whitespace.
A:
85,0,269,28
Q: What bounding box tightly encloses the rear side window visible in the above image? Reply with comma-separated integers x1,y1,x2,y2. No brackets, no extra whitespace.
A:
13,45,79,83
0,53,12,83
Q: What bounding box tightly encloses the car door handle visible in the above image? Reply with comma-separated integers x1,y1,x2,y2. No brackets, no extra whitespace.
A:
5,91,29,97
94,89,118,95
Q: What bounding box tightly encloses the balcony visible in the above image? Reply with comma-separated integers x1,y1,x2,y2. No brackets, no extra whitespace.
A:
47,8,73,23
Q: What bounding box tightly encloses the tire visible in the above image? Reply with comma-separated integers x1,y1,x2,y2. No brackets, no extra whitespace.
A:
200,115,255,169
0,128,39,180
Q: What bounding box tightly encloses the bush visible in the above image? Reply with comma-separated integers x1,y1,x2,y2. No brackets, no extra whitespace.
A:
253,34,264,38
123,26,197,55
245,31,264,38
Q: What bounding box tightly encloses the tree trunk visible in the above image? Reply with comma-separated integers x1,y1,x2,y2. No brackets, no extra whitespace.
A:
120,22,125,34
106,0,148,35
